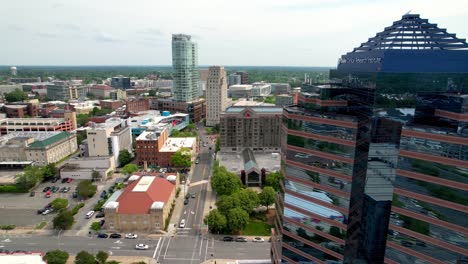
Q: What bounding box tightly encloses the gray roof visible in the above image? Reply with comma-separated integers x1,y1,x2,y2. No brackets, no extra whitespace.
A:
242,148,259,172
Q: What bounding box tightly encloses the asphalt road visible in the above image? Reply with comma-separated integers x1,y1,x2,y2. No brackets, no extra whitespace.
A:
0,234,271,262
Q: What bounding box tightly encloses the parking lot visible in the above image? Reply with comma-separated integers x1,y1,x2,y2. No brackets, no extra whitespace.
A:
0,178,81,227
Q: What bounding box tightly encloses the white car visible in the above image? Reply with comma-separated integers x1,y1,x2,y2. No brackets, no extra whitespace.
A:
135,244,149,250
179,219,186,228
125,233,138,239
42,209,52,215
252,237,265,243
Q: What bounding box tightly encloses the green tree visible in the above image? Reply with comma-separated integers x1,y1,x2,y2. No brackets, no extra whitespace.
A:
77,180,97,199
259,186,276,209
265,171,283,191
211,163,242,196
215,138,220,153
171,147,192,168
53,210,74,230
75,250,96,264
90,222,101,231
227,208,249,233
106,261,121,264
148,89,156,96
77,114,89,127
51,198,69,211
5,89,27,103
92,170,101,182
95,251,109,264
263,95,276,104
216,194,241,215
236,189,260,214
121,163,138,175
15,165,43,190
204,209,226,234
186,122,196,131
41,163,58,179
118,149,132,166
43,249,69,264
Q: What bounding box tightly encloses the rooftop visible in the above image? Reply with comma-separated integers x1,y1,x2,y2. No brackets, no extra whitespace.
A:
28,131,73,148
115,174,175,214
136,128,166,141
160,137,196,152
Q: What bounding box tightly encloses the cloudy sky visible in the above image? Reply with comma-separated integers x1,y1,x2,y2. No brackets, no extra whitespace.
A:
2,0,468,66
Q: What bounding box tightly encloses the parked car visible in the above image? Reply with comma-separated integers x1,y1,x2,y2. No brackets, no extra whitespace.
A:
109,233,122,239
97,233,108,238
43,186,51,192
61,178,68,183
37,208,45,214
30,191,35,197
252,237,264,243
42,209,52,215
179,219,186,228
72,192,78,198
85,211,95,219
99,220,105,226
95,212,105,218
183,198,189,205
51,177,59,183
185,194,190,199
195,158,200,164
64,187,70,193
223,236,234,242
100,191,107,199
60,187,67,193
235,237,247,242
51,186,59,193
66,178,73,183
135,244,149,250
191,193,196,198
125,233,138,239
45,191,52,198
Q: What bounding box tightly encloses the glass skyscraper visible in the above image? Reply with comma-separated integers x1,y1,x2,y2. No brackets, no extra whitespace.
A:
172,34,200,102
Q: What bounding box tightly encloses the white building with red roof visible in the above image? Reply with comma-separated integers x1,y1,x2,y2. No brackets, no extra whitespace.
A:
103,172,178,233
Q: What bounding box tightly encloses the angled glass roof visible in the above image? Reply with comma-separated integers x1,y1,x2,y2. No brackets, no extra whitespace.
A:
353,14,468,52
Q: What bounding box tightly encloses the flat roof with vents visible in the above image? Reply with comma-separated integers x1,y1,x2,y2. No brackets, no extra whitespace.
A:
132,176,155,192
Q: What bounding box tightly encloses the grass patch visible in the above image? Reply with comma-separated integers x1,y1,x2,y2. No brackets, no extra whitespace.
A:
35,222,47,229
241,220,273,236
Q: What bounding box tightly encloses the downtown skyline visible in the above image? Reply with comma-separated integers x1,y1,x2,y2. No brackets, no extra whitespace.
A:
2,0,468,66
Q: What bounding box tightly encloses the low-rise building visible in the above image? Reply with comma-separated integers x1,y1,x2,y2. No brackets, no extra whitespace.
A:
149,98,206,123
46,81,86,101
0,252,46,264
136,126,196,167
100,99,124,110
128,111,189,136
3,102,38,118
87,118,132,165
0,84,23,95
0,113,77,135
68,101,96,115
275,94,294,107
104,173,177,233
110,89,127,100
270,83,291,95
126,98,150,115
0,131,77,166
60,156,115,181
88,84,113,98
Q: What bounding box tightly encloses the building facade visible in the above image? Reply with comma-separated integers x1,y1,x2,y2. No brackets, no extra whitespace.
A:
275,94,294,107
236,71,249,84
149,98,206,123
206,66,228,127
100,99,124,110
228,74,241,86
0,114,76,135
88,84,113,98
110,76,131,89
172,34,200,102
271,83,291,95
126,98,150,115
385,92,468,264
110,89,127,100
86,118,132,165
3,103,38,118
219,105,282,152
46,82,86,101
104,173,177,233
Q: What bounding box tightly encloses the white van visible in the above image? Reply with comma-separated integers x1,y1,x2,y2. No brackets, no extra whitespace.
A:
86,210,95,219
179,219,186,228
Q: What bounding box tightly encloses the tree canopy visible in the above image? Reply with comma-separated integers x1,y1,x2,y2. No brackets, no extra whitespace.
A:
265,171,283,192
5,89,27,103
53,210,74,230
259,186,276,209
95,251,109,264
51,198,69,211
171,147,192,168
227,208,249,233
77,180,97,199
204,209,226,234
211,162,242,196
15,165,43,190
74,251,96,264
43,250,69,264
41,163,58,179
118,149,132,166
121,163,138,175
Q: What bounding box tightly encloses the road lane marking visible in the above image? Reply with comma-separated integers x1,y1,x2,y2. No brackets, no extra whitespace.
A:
164,257,200,261
152,237,161,259
199,237,203,256
163,236,171,258
155,237,165,262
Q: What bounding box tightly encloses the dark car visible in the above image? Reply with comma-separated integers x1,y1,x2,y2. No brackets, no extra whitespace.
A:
51,177,59,183
97,233,108,238
61,178,68,183
235,237,247,242
99,220,105,226
30,191,36,197
183,199,189,205
95,212,105,218
37,208,45,214
191,193,196,199
43,186,51,192
109,233,121,239
401,241,413,247
51,186,59,193
72,191,78,198
223,236,234,242
185,194,190,199
100,191,107,199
